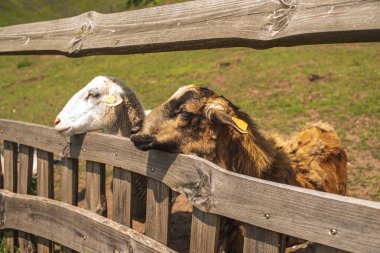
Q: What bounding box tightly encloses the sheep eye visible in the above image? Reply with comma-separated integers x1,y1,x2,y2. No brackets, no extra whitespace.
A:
180,109,192,120
87,92,100,99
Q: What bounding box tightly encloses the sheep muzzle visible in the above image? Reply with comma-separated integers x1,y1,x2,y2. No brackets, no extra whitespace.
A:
130,134,178,152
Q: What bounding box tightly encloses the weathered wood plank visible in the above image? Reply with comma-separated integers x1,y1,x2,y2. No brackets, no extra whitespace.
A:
132,173,147,221
145,178,170,245
36,150,54,198
2,141,18,253
60,158,78,205
0,0,379,56
17,145,33,194
60,157,78,253
0,119,380,252
243,224,282,253
112,166,132,227
85,161,107,217
315,244,350,253
17,144,35,253
0,190,176,253
36,149,54,253
3,141,17,192
190,207,220,253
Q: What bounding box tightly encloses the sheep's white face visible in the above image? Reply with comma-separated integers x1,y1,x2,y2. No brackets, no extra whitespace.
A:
54,76,124,136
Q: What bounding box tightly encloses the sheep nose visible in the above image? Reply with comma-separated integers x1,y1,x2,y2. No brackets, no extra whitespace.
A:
54,118,61,126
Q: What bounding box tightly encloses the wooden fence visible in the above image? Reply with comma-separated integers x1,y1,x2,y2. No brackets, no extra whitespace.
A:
0,119,380,253
0,1,380,253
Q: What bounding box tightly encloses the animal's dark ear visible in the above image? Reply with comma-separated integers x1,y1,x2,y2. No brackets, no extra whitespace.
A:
205,104,248,134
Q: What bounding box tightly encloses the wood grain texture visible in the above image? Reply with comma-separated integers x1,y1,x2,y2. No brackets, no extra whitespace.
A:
17,145,33,195
36,150,54,198
60,158,78,205
36,149,54,253
1,119,380,252
315,244,350,253
145,178,170,245
243,224,281,253
85,161,107,217
0,0,379,57
3,141,17,193
3,141,18,253
0,190,176,253
132,172,147,220
17,144,35,253
112,166,132,227
60,157,78,253
190,207,220,253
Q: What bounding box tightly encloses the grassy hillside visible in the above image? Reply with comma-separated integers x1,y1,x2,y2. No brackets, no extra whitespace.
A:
0,1,379,201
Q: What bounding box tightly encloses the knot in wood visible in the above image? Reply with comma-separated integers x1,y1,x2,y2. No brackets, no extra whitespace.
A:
179,166,213,211
69,16,95,54
268,0,298,35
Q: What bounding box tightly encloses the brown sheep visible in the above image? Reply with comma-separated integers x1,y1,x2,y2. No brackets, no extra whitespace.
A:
130,85,347,252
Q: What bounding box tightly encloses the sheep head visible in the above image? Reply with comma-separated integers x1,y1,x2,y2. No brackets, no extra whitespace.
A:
55,76,131,136
131,85,252,161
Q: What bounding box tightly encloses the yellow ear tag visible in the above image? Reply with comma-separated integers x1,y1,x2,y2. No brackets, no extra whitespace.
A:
103,93,116,104
232,117,248,132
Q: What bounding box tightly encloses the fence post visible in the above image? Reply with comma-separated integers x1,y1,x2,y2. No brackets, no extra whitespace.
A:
145,178,170,245
243,224,285,253
85,161,107,217
17,144,35,253
60,157,78,253
3,141,18,253
112,167,132,227
36,149,54,253
190,207,220,253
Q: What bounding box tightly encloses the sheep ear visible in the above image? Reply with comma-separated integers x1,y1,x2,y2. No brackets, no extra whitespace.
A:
206,105,248,134
103,92,123,107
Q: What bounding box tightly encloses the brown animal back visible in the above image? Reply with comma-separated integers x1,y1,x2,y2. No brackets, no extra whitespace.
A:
287,122,347,195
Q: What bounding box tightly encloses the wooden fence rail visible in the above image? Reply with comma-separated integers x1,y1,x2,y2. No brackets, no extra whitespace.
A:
0,0,379,57
1,119,380,253
0,190,175,253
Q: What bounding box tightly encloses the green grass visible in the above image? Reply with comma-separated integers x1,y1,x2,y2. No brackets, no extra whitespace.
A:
0,0,187,27
0,1,379,201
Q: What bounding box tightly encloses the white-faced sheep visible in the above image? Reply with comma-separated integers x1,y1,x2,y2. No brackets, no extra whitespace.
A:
130,85,347,252
55,75,147,218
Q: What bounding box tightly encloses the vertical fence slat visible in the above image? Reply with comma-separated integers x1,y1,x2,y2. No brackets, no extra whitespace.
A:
61,158,78,205
3,141,17,192
190,207,220,253
60,157,78,253
132,173,147,220
145,178,170,245
36,149,54,253
17,144,35,253
3,141,18,253
112,167,132,227
315,244,350,253
243,224,284,253
85,161,107,217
